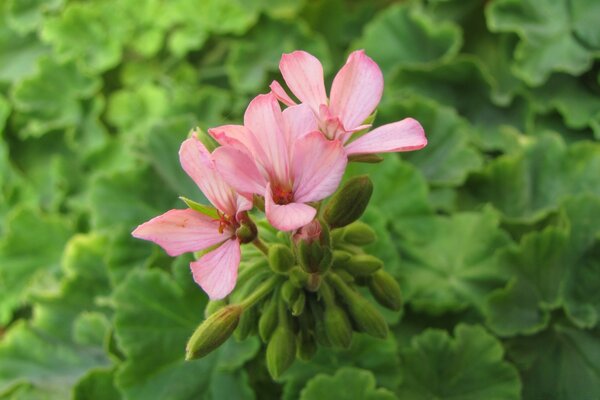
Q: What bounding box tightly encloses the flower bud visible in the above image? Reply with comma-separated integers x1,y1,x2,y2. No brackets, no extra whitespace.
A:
186,305,242,360
342,255,383,278
342,222,377,246
281,281,299,305
289,266,309,288
268,244,295,274
308,297,331,347
323,175,373,229
235,218,257,244
291,291,306,316
259,295,278,342
266,302,296,379
191,127,218,152
328,274,388,339
368,270,403,311
295,221,333,274
235,305,258,340
296,330,317,361
324,305,353,349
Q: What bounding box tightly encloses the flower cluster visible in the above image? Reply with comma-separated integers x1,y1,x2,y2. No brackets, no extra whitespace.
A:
132,50,427,376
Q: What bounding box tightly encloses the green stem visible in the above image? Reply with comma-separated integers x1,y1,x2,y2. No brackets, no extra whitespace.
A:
240,276,280,310
252,238,269,255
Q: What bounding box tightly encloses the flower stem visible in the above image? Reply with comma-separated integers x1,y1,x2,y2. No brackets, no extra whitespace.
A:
240,275,280,310
252,238,269,255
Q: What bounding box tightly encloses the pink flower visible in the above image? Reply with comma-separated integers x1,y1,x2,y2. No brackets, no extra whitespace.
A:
209,93,347,232
270,50,427,156
132,136,252,300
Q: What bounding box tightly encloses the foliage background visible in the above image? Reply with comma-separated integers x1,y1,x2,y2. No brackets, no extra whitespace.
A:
1,0,600,399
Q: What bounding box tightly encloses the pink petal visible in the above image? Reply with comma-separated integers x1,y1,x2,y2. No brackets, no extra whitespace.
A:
179,138,238,216
132,209,228,257
329,50,383,130
282,103,318,143
265,183,317,231
345,118,428,155
279,51,328,113
291,132,347,203
190,238,241,300
212,145,267,195
244,93,290,184
208,124,255,153
270,80,297,107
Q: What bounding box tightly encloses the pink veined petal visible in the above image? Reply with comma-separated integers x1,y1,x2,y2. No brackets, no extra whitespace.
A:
265,183,317,231
279,51,328,113
212,145,267,195
329,50,383,131
235,195,253,221
318,104,345,140
345,118,428,155
270,80,297,107
190,238,241,300
179,137,238,216
208,125,255,153
244,93,290,184
282,103,318,144
132,209,229,257
292,132,347,203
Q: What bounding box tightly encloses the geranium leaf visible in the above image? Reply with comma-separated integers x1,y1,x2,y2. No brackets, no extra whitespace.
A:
301,368,398,400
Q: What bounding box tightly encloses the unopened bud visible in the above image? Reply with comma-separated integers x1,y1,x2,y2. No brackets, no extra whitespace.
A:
291,291,306,316
266,302,296,379
332,250,352,268
369,270,403,311
296,221,333,274
308,297,331,347
296,330,317,361
235,305,258,340
323,175,373,229
259,295,278,342
235,218,257,244
186,305,242,360
281,281,299,305
328,274,388,339
289,266,309,288
191,127,218,152
342,255,383,278
268,244,295,273
324,305,353,349
342,222,377,246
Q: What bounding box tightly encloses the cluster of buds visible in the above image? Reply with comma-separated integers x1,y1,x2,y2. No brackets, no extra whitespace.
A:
132,50,426,378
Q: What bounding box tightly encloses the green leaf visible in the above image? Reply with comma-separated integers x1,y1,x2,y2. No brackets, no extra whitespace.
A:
394,208,512,314
300,368,398,400
113,269,259,399
179,197,219,220
378,97,483,186
486,0,594,86
10,57,100,138
508,324,600,400
570,0,600,49
281,335,400,400
462,133,600,223
73,368,122,400
397,324,521,399
6,0,63,34
356,4,462,76
0,207,72,324
227,17,330,94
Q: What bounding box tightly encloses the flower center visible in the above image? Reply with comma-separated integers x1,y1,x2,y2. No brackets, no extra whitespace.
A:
217,210,235,234
272,186,294,205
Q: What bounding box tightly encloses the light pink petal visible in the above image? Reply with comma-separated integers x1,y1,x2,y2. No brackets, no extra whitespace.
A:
179,138,238,216
318,104,345,140
190,238,241,300
208,125,255,153
213,145,267,195
235,196,253,220
270,80,297,107
345,118,427,155
292,132,347,203
279,51,328,113
244,93,290,184
282,103,318,143
132,209,228,256
265,183,317,231
329,50,383,130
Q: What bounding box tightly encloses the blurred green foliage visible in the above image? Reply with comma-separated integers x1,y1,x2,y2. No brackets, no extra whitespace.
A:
1,0,600,399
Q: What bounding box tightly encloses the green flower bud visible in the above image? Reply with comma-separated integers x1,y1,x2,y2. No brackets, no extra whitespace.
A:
235,304,258,340
369,270,403,311
320,282,353,349
289,266,309,288
342,255,383,278
328,274,388,339
259,294,278,342
281,281,299,305
204,299,227,318
235,219,258,244
291,291,306,316
305,272,322,292
332,250,352,267
342,222,377,246
335,269,356,284
323,175,373,229
268,244,295,274
266,302,296,379
295,221,333,274
190,127,218,152
186,305,242,360
296,330,317,361
308,296,331,347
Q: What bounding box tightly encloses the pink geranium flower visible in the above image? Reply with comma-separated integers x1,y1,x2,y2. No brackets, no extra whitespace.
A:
132,136,252,300
269,50,427,156
209,93,347,232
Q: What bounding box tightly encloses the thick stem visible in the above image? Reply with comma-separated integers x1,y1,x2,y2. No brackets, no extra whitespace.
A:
240,275,280,310
252,238,269,255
